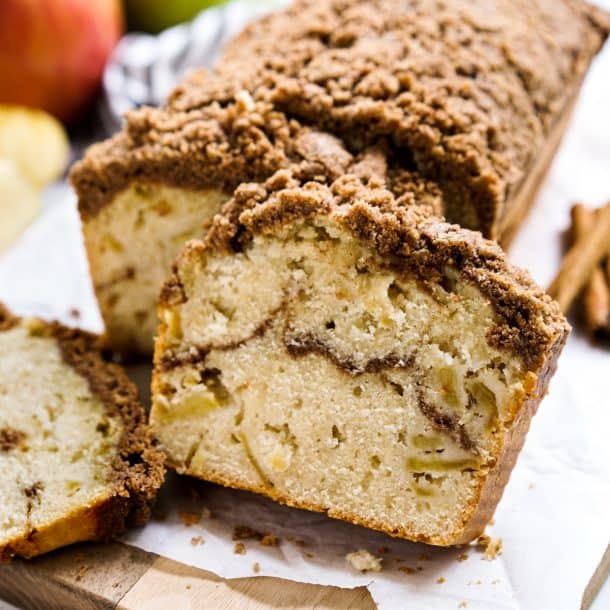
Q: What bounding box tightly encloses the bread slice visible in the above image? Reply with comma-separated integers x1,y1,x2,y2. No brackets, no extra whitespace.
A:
151,169,568,546
0,305,165,561
70,95,359,356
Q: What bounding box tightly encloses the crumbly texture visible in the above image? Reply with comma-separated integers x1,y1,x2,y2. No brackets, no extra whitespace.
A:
0,304,165,561
71,96,341,221
172,0,610,237
151,172,568,546
72,0,609,238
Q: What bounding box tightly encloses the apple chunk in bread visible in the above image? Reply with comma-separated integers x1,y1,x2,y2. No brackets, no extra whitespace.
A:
151,173,568,545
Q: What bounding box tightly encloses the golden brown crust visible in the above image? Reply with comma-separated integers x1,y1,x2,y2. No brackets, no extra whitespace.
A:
0,307,165,561
452,330,567,544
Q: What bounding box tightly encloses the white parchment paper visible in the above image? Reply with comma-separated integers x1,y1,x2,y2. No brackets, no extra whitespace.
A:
1,3,609,608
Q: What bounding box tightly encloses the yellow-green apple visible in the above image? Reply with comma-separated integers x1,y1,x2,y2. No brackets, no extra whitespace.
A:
0,0,124,124
124,0,226,34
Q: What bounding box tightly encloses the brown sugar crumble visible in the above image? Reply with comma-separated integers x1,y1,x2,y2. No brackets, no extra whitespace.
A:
234,542,246,555
0,427,26,452
190,536,204,546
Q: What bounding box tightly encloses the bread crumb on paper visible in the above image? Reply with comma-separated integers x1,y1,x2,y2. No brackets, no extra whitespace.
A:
252,562,261,573
179,511,201,526
459,601,468,608
399,566,416,575
437,577,445,584
190,536,204,546
261,533,279,547
477,534,503,560
233,525,260,540
457,552,469,562
234,542,246,555
75,565,88,582
346,549,382,573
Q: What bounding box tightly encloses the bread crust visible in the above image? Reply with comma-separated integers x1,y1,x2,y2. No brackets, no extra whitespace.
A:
0,306,165,561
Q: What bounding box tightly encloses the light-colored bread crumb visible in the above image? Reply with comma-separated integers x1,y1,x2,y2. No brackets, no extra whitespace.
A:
234,542,246,555
457,552,469,562
252,562,260,573
437,577,445,584
477,534,503,560
345,549,382,573
190,536,204,546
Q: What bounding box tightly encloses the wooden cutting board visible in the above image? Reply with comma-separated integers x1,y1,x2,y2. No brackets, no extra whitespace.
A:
0,542,375,610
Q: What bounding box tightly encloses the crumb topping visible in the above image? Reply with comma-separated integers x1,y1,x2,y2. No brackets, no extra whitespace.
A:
71,0,609,236
175,0,609,234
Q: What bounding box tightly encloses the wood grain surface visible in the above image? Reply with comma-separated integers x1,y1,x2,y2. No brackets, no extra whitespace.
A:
0,542,375,610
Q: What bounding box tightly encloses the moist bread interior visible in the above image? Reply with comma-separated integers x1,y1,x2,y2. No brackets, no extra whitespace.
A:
83,183,229,354
0,322,123,549
152,210,552,544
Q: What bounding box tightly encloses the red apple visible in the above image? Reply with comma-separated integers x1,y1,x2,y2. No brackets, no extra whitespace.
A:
0,0,124,124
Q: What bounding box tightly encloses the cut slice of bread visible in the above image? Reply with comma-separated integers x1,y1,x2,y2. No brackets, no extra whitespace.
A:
0,305,165,561
151,169,569,546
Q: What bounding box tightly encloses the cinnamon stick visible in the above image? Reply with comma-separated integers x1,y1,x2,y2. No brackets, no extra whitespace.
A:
570,204,610,339
548,202,610,314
